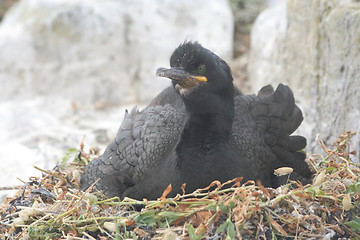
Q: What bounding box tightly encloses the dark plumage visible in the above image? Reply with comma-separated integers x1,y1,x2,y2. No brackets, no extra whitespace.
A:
81,42,311,199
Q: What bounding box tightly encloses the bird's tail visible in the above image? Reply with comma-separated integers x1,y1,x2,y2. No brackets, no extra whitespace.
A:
251,84,312,181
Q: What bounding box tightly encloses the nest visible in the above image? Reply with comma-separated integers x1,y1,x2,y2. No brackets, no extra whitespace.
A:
0,132,359,239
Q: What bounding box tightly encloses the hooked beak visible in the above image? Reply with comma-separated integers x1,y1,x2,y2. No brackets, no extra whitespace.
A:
156,67,207,89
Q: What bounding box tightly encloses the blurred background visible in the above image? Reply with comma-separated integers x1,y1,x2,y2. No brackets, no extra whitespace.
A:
0,0,359,200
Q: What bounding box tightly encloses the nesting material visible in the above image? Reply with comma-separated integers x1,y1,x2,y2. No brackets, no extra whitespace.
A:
0,132,359,239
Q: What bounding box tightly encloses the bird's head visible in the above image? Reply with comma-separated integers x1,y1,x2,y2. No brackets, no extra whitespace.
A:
156,42,234,102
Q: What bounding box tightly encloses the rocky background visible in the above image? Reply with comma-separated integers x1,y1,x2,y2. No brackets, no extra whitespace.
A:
249,0,360,156
0,0,359,200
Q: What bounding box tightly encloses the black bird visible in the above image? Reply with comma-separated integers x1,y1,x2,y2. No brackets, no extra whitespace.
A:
81,42,311,199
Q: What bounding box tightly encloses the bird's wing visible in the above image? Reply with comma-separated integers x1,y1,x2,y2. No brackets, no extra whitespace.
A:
81,104,184,198
235,84,311,182
148,86,184,109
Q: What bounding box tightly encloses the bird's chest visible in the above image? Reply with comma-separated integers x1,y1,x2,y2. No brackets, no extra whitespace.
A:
177,143,237,184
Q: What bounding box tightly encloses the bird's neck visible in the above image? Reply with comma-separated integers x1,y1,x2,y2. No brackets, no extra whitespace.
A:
176,94,234,155
174,94,234,190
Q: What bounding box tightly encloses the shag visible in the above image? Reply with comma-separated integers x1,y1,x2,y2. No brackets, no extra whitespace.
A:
81,42,311,199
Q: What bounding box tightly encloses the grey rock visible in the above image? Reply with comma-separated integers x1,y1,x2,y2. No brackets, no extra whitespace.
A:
0,97,130,200
248,0,360,160
0,0,233,106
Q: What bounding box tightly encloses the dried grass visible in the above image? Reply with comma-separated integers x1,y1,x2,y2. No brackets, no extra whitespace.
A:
1,132,359,239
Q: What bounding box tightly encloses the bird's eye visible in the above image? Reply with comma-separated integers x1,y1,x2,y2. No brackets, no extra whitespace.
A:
198,64,206,74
